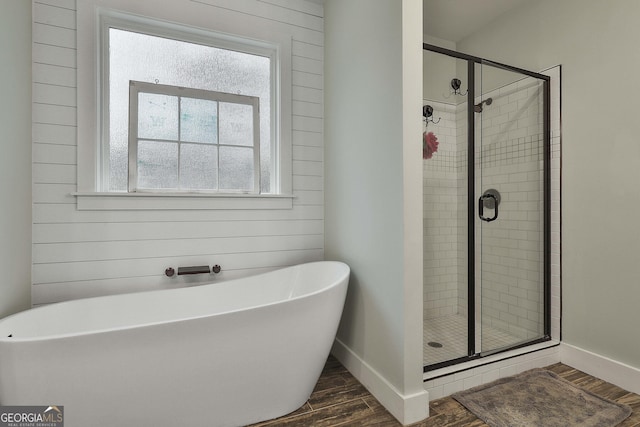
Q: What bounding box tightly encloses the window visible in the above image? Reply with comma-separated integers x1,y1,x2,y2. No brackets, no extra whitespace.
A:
107,26,272,194
96,16,286,195
129,81,260,193
76,6,293,209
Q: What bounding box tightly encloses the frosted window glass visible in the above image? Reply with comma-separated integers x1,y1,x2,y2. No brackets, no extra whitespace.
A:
138,93,179,141
219,146,254,191
181,98,218,144
109,137,128,192
219,102,253,146
137,141,178,189
179,144,218,190
109,28,271,193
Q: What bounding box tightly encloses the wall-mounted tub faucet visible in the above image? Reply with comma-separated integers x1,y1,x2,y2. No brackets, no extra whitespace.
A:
165,265,222,277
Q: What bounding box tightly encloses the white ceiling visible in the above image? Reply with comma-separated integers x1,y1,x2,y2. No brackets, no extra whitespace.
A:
423,0,531,42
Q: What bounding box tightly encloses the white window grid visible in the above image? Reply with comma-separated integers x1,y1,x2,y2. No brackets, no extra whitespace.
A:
128,80,261,193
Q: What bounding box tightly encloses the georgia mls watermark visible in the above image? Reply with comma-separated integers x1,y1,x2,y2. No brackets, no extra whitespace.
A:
0,406,63,427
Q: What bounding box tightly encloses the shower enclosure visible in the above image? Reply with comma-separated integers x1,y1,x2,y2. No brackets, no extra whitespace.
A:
422,44,550,370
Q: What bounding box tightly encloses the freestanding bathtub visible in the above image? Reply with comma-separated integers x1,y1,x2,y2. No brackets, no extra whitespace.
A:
0,261,349,427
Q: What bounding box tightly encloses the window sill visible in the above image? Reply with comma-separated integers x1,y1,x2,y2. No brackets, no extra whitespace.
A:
72,192,294,211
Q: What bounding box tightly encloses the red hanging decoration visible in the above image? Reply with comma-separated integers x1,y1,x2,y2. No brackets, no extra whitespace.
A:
423,131,439,159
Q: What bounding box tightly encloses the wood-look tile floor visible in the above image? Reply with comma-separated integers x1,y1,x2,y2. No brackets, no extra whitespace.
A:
248,356,640,427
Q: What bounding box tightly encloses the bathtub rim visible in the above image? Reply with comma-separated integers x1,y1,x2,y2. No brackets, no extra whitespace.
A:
0,260,350,343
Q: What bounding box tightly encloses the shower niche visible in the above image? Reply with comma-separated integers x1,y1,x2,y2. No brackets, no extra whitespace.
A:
422,44,555,371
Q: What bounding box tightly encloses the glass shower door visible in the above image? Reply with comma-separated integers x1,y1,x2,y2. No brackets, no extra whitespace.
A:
477,62,547,355
422,42,551,372
422,50,470,367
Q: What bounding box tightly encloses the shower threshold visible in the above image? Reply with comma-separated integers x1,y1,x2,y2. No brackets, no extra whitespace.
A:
423,338,559,382
423,314,521,366
424,314,554,376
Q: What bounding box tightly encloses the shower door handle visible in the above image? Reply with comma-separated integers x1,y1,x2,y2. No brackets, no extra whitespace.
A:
479,194,498,222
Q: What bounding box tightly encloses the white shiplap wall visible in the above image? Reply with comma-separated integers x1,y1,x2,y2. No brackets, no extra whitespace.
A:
32,0,325,304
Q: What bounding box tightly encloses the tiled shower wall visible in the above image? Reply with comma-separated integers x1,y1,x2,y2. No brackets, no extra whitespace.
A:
475,78,546,341
424,77,551,341
423,101,458,319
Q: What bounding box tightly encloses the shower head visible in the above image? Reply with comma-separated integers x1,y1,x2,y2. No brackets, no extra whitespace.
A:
474,97,493,113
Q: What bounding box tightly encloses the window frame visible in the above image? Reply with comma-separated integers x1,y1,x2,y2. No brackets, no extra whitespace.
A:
128,81,261,194
75,4,293,210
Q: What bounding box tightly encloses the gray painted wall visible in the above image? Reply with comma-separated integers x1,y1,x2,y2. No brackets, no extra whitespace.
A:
325,0,426,422
0,1,32,318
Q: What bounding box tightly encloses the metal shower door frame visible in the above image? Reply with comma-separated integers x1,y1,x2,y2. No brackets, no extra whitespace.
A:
423,43,551,372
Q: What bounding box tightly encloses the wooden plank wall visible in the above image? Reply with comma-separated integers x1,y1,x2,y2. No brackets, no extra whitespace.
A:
32,0,325,304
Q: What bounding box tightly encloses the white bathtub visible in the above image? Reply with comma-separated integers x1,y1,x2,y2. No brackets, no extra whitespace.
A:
0,261,349,427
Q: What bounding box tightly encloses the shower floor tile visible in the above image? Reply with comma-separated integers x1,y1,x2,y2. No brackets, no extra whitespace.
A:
424,314,520,366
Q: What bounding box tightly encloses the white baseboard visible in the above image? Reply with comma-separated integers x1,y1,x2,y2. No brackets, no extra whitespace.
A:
560,342,640,395
331,338,429,425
